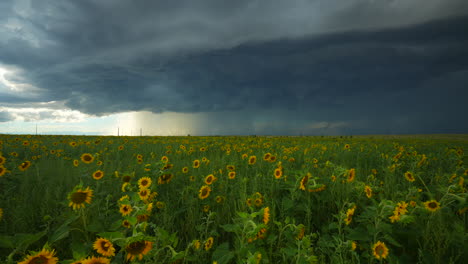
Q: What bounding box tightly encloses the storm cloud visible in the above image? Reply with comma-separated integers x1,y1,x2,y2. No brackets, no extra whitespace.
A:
1,0,467,134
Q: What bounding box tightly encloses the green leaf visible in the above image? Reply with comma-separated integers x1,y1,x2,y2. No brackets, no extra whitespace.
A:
221,224,239,233
97,231,125,241
71,241,88,260
383,234,402,247
14,230,47,251
0,235,14,248
212,242,235,264
49,224,69,244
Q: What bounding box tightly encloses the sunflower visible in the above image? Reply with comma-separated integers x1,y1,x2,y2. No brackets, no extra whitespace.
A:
0,155,6,165
156,201,165,209
299,174,309,190
268,155,277,162
226,165,235,171
125,240,153,261
81,256,110,264
122,174,132,183
139,189,150,201
118,145,124,151
274,168,283,179
254,198,263,207
199,185,211,199
0,165,7,177
18,161,32,171
248,156,257,165
0,208,3,220
18,248,58,264
228,171,236,179
193,159,200,168
263,207,270,224
351,241,357,251
215,196,225,203
73,160,79,167
364,185,373,198
344,144,350,150
372,241,389,260
138,177,152,189
161,156,169,163
246,198,253,207
80,153,94,164
347,168,356,182
69,141,77,147
193,240,201,250
93,238,115,257
344,207,355,225
404,171,415,182
204,174,217,185
182,167,189,173
92,170,104,180
204,237,214,251
122,219,131,228
241,153,248,159
263,153,271,161
68,187,93,210
158,173,173,184
120,204,133,216
424,200,441,212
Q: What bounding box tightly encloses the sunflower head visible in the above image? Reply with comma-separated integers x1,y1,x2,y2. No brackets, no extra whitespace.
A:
193,159,200,168
138,177,152,189
18,161,32,171
372,241,389,260
198,185,211,200
263,207,270,225
274,168,283,179
92,170,104,180
80,153,94,164
204,174,217,185
424,200,441,212
120,204,133,216
81,256,110,264
93,237,115,257
248,156,257,165
204,237,214,251
228,171,236,179
404,171,415,182
125,240,153,261
68,187,93,210
18,248,58,264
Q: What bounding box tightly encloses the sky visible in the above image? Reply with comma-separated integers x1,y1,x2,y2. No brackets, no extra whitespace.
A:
0,0,467,136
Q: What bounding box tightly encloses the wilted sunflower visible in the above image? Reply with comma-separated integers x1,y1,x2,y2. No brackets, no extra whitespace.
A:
122,174,132,183
138,177,152,189
199,185,211,199
125,240,153,261
81,256,110,264
248,156,257,165
263,207,270,224
364,185,373,198
18,248,58,264
93,238,115,257
80,153,94,164
193,159,200,168
228,171,236,179
18,161,31,171
92,170,104,180
0,165,7,177
158,173,174,185
120,204,133,216
204,174,217,185
347,168,356,182
204,237,214,251
274,168,283,179
404,171,415,182
424,200,441,212
68,187,93,210
372,241,389,260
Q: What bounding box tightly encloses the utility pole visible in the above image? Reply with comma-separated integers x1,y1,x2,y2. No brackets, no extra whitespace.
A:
118,127,119,136
140,128,142,137
35,124,37,135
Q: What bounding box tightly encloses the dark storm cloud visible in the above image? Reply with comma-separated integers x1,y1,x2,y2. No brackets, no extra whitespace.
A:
1,0,468,133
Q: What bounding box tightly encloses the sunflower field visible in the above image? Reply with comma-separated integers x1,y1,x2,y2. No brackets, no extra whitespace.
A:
0,134,467,264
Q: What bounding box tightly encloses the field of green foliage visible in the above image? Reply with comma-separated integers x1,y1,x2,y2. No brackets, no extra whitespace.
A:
0,134,467,264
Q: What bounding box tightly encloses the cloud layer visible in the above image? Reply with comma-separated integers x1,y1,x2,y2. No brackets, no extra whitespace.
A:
1,0,467,134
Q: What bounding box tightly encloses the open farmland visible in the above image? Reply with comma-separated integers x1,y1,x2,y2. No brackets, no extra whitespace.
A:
0,134,467,263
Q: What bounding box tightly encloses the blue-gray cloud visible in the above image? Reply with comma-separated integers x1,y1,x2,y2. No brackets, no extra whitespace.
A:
0,0,467,134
